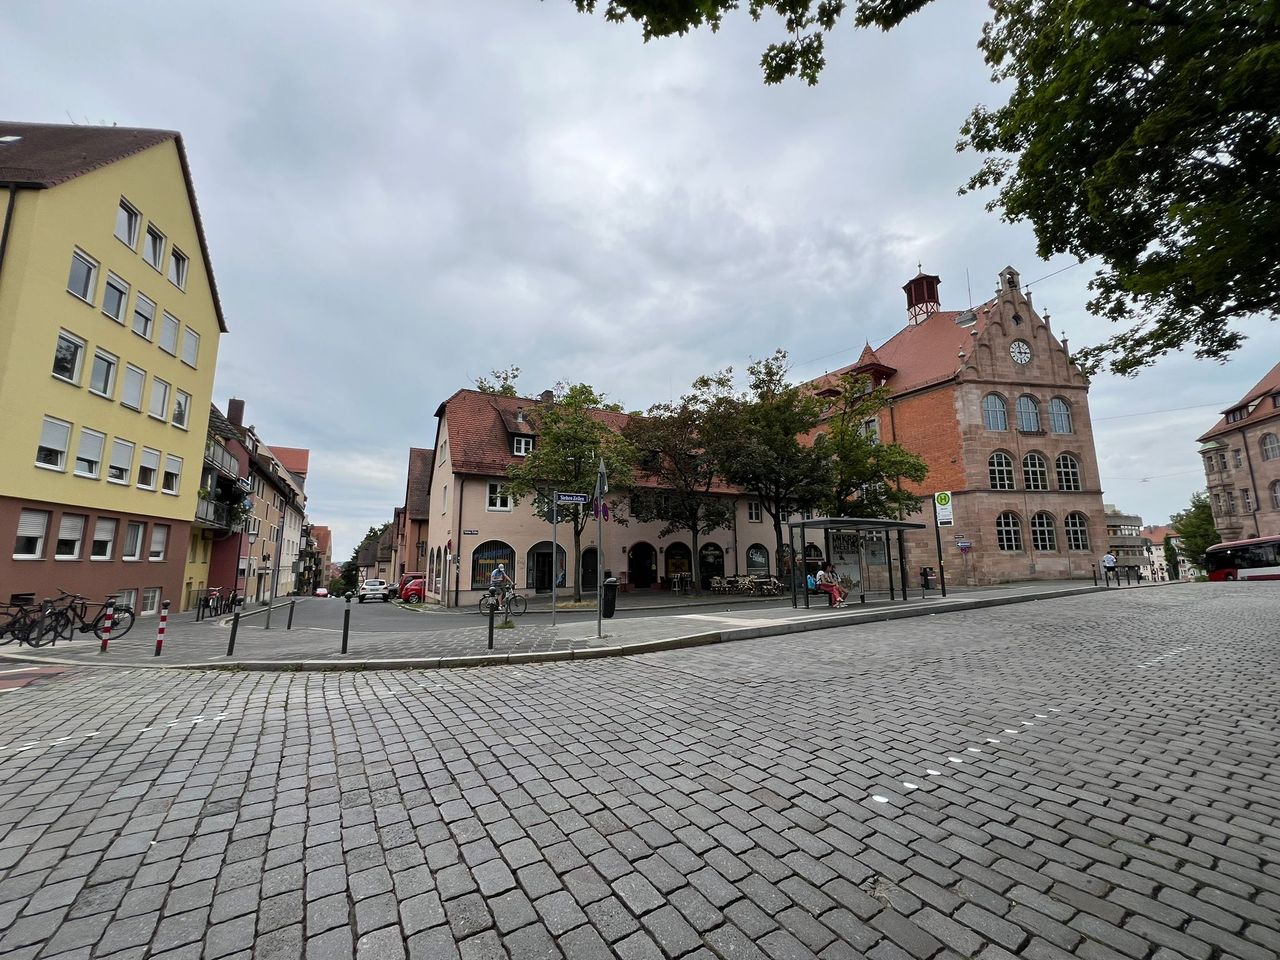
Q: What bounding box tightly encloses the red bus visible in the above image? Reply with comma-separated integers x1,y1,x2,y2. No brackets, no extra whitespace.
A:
1204,535,1280,581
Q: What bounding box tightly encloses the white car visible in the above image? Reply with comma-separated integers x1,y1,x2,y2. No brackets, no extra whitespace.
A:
357,579,389,603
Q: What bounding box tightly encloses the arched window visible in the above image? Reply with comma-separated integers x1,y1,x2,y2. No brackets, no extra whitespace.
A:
1272,481,1280,510
1262,433,1280,461
1049,398,1073,434
1023,453,1048,491
1065,513,1090,551
1055,454,1081,491
470,540,515,589
427,548,436,592
745,543,770,575
1016,396,1041,432
996,512,1023,551
989,452,1015,490
1031,512,1057,551
982,394,1008,431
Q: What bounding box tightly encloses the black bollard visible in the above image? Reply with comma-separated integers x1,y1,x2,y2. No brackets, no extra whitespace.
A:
287,599,296,630
1091,563,1098,586
226,601,241,656
341,593,352,654
488,600,495,650
1125,566,1132,586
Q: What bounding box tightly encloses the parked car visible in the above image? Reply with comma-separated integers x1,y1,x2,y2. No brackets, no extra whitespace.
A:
314,587,329,598
396,572,424,600
399,578,426,604
357,579,390,603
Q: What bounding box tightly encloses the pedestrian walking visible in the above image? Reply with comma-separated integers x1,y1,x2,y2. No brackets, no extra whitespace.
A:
1102,551,1117,585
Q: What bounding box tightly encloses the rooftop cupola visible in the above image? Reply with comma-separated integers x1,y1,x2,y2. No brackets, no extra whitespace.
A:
999,265,1021,292
903,266,941,325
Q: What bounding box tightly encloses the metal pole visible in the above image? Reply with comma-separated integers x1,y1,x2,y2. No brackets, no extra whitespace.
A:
287,599,296,630
226,602,241,656
933,499,948,598
886,532,896,600
897,529,909,603
154,600,169,656
99,599,114,653
341,593,352,654
488,599,496,650
551,499,558,628
1091,562,1098,586
265,504,284,629
596,460,605,640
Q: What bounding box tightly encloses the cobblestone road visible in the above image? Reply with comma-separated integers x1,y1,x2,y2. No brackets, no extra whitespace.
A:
1,585,1277,960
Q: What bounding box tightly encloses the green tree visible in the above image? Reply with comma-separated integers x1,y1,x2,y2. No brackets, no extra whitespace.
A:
568,1,1280,375
506,384,637,601
475,365,521,396
818,373,928,519
624,389,736,593
338,559,359,594
1162,535,1180,581
701,349,830,578
1170,491,1220,569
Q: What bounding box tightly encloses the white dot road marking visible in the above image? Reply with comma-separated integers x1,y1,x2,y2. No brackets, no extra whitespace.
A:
1004,729,1020,734
926,768,943,776
948,757,965,763
1021,721,1036,726
902,782,920,790
1049,708,1061,712
872,795,890,803
1035,714,1049,718
966,747,982,753
985,739,1001,743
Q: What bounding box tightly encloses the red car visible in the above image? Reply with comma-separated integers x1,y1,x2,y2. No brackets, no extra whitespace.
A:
400,578,426,604
394,571,424,599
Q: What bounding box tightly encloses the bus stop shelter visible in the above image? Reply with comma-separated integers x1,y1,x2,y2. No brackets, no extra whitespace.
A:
786,516,928,609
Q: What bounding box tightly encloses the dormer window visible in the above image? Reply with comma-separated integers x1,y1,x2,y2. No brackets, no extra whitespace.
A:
513,436,532,456
515,409,525,423
1227,407,1247,423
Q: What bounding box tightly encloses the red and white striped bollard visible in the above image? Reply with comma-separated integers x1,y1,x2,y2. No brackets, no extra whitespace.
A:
154,599,170,657
99,599,115,653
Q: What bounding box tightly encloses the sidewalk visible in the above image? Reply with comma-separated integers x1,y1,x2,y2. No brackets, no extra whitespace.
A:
0,578,1185,671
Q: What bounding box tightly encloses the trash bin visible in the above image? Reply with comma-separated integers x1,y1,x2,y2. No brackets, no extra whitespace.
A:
920,567,935,590
602,577,619,619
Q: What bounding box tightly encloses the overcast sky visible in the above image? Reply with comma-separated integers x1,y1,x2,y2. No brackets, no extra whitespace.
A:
6,1,1276,558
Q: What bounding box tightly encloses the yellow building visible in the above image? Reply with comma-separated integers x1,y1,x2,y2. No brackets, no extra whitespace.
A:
0,122,226,615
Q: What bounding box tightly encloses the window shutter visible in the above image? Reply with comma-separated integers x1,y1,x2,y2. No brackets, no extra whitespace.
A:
41,418,69,450
17,510,47,537
58,514,84,540
150,525,168,554
141,449,161,472
94,518,116,541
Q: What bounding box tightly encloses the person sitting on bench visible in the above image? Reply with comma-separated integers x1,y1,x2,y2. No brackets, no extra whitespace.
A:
816,562,846,608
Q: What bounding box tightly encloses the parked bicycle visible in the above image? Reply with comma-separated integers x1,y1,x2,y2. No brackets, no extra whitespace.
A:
0,600,45,647
478,587,527,618
40,590,136,644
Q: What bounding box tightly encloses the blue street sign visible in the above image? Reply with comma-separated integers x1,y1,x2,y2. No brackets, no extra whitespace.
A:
555,492,590,504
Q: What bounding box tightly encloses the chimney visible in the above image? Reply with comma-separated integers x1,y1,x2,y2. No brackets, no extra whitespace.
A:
540,389,554,404
227,398,245,426
902,269,941,325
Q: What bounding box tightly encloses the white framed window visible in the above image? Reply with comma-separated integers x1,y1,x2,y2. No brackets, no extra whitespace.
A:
513,436,533,456
148,378,171,421
1022,453,1048,491
863,419,880,443
67,249,98,303
121,364,145,410
1055,454,1081,491
747,501,762,523
115,198,140,248
1016,396,1041,432
91,518,117,560
162,455,182,494
132,293,156,339
102,273,130,323
1243,488,1254,513
1065,513,1090,551
148,524,169,561
52,331,86,384
168,248,188,289
988,452,1015,490
1262,434,1280,462
116,587,138,609
36,416,72,471
89,350,118,398
173,390,191,429
144,225,166,270
181,328,200,368
996,512,1023,552
1272,481,1280,510
75,428,106,478
14,510,50,559
138,447,161,490
122,522,145,561
1048,398,1074,434
55,514,86,559
487,482,511,511
108,439,134,484
159,313,180,354
982,394,1008,431
1233,450,1243,469
141,587,162,615
1031,513,1057,552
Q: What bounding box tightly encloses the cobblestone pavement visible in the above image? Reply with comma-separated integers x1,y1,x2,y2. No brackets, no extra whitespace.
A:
1,585,1277,960
1,582,1104,668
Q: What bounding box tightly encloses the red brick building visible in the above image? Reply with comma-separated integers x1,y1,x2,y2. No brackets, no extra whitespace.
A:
1197,360,1280,541
813,266,1106,584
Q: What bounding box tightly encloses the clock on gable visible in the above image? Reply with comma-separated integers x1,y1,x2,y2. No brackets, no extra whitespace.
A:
1010,340,1032,364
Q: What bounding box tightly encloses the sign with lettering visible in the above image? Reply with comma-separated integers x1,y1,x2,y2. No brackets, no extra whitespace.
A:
934,491,954,526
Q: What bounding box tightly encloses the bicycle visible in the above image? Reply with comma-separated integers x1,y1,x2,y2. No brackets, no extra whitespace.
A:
42,591,136,644
478,587,526,618
0,601,44,647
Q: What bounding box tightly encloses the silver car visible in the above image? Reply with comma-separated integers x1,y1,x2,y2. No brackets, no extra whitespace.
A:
357,579,389,603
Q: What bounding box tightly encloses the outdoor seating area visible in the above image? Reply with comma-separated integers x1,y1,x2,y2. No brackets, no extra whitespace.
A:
709,575,786,596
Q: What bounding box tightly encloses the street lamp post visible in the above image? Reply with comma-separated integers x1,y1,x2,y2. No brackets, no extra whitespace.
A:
238,528,258,601
596,457,607,640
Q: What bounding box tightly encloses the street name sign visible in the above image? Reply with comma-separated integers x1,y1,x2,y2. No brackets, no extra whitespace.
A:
555,492,590,504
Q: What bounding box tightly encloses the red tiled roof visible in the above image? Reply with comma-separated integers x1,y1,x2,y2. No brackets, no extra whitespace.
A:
1143,525,1177,545
271,446,310,479
405,447,434,518
1197,360,1280,442
0,121,228,334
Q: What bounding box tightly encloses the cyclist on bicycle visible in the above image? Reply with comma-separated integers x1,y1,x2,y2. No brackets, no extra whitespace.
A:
490,564,513,605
